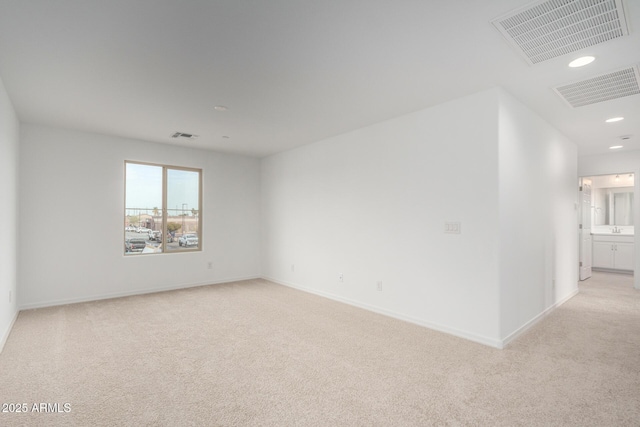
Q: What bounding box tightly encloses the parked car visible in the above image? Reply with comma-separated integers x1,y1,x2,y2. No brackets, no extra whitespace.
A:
125,238,147,253
178,234,198,247
148,230,161,241
125,226,136,232
136,227,151,233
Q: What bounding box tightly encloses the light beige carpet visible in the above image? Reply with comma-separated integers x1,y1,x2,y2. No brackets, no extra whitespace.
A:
1,272,639,426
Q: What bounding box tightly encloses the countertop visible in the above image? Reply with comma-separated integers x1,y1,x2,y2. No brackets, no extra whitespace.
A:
591,232,634,236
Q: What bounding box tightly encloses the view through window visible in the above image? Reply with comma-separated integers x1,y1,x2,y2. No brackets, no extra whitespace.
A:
125,162,201,255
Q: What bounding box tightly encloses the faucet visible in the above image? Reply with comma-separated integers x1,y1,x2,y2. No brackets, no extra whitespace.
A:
611,226,622,233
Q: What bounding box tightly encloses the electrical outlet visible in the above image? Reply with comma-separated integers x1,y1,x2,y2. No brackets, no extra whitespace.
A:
377,281,383,291
207,262,213,270
339,273,344,282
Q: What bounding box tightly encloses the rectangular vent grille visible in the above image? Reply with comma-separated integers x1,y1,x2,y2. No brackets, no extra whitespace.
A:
554,66,640,107
492,0,630,65
171,132,198,139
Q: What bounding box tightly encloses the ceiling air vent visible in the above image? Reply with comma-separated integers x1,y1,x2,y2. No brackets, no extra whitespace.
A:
492,0,630,65
553,65,640,107
171,132,198,140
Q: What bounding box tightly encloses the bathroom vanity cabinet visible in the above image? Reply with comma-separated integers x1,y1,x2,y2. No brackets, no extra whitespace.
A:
592,234,634,272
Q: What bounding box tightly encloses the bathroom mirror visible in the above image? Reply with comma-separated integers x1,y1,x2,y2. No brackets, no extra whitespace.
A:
593,187,634,226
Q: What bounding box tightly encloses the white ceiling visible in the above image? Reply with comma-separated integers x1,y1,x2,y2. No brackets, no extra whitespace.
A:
0,0,638,158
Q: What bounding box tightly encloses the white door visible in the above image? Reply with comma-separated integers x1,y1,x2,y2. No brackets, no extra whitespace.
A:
579,178,593,280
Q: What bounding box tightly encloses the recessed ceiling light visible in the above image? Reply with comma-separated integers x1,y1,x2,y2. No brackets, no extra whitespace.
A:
214,105,228,111
605,117,624,123
568,56,595,68
222,136,230,139
609,145,623,150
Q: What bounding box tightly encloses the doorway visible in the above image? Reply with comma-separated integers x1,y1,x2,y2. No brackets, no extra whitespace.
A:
579,173,635,280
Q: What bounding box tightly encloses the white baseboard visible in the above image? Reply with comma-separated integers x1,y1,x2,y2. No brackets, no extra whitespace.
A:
14,275,579,351
262,276,504,349
500,288,579,348
0,309,19,354
18,275,261,311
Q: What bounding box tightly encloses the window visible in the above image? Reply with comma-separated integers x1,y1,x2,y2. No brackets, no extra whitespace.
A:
125,161,202,255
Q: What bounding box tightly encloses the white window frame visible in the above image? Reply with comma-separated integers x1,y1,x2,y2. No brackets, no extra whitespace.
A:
124,161,203,255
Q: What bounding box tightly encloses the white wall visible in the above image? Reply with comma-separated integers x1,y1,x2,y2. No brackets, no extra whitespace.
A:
498,91,579,343
18,124,262,308
262,89,503,346
579,152,640,289
0,75,19,351
261,88,579,348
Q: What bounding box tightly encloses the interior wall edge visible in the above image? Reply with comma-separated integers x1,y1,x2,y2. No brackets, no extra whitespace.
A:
501,288,579,347
0,310,19,354
0,73,19,355
496,88,579,340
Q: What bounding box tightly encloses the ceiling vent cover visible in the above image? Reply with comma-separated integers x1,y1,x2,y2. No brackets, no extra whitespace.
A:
171,132,198,139
492,0,630,65
554,66,640,107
